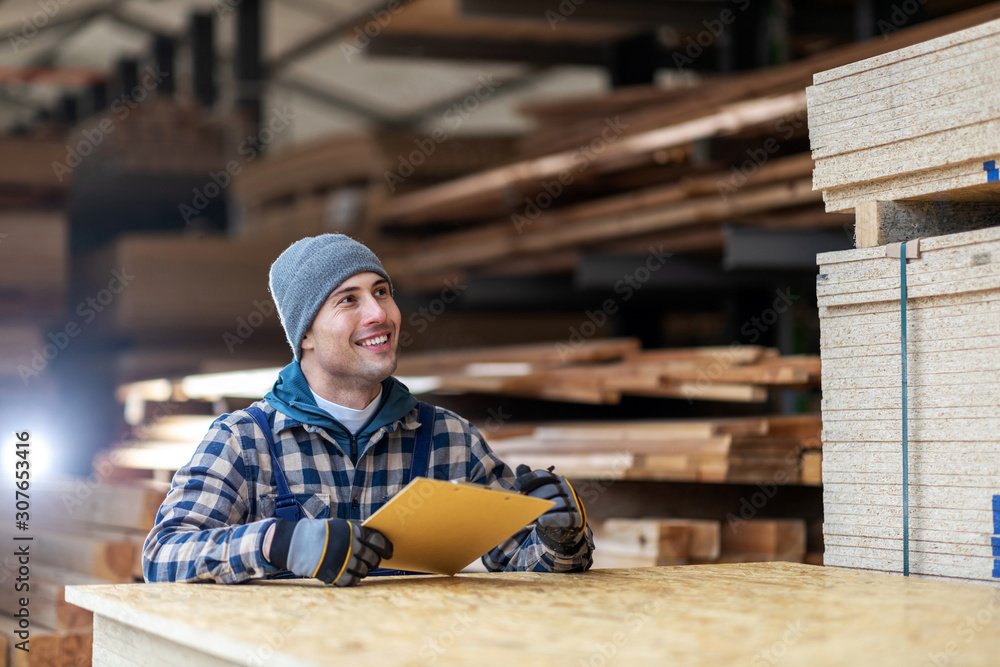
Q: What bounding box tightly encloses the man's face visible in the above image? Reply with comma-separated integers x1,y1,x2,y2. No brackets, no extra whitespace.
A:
300,271,401,394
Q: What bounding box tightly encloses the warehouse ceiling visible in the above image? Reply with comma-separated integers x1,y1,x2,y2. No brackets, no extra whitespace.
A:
0,0,622,144
0,0,993,146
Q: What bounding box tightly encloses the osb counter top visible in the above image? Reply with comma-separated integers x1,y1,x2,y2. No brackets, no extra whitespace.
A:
66,563,1000,666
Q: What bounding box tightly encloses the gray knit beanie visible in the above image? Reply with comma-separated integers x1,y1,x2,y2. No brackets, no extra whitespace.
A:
269,234,393,361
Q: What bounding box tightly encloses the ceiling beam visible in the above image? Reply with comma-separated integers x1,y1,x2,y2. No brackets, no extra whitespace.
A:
266,0,420,74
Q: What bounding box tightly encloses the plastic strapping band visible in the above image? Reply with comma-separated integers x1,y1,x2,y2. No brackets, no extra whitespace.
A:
900,241,910,577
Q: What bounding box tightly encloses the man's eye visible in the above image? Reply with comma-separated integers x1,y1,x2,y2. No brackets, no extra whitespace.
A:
340,296,355,304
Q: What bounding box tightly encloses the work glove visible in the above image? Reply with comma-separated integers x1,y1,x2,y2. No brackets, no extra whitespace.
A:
514,465,588,552
266,518,392,586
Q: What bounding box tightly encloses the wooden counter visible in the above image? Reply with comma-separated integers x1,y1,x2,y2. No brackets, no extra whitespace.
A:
66,563,1000,666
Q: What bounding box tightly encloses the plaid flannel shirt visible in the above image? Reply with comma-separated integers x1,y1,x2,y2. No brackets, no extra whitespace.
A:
143,399,594,583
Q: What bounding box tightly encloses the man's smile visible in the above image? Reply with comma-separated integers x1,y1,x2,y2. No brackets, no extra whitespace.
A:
355,331,392,350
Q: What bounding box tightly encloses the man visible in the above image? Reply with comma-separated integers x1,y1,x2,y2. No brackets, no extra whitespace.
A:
143,234,594,585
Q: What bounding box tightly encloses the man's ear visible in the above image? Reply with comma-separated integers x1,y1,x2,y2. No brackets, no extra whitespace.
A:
301,330,315,351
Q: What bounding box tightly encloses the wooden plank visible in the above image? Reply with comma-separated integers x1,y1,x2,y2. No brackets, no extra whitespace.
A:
812,16,1000,85
853,200,1000,248
31,479,168,533
384,172,819,280
381,91,808,225
524,3,1000,160
78,233,283,338
0,618,92,667
823,504,992,525
812,118,1000,191
0,212,68,316
823,471,1000,488
0,564,100,632
31,528,138,583
0,138,74,188
823,523,994,546
720,519,806,562
823,550,998,582
808,42,1000,125
395,338,639,375
812,79,1000,157
590,520,692,566
822,158,996,213
801,451,822,485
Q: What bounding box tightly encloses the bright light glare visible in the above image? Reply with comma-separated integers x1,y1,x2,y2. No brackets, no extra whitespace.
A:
179,368,283,399
0,428,56,482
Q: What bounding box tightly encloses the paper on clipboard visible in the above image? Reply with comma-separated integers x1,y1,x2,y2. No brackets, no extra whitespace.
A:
362,478,555,575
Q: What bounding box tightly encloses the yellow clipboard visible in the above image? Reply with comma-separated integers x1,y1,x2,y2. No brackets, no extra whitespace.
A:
362,478,554,575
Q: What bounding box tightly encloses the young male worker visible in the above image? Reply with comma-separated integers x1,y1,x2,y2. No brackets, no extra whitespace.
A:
143,234,594,585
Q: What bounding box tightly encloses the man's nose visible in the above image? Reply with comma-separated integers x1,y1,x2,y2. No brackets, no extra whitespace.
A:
361,295,387,325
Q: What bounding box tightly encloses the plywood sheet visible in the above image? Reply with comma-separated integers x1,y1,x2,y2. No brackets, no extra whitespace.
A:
66,563,1000,667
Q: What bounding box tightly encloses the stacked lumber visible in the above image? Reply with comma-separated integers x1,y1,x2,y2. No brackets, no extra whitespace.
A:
590,518,720,568
0,136,72,201
230,133,377,239
492,414,820,485
0,478,166,584
230,131,520,239
397,338,820,404
77,232,282,339
817,226,1000,584
0,210,68,319
371,4,1000,283
719,518,807,563
519,4,1000,161
380,154,828,284
0,565,102,634
0,479,165,666
0,621,92,667
0,184,70,391
377,110,826,285
69,97,225,174
808,17,1000,216
583,517,808,568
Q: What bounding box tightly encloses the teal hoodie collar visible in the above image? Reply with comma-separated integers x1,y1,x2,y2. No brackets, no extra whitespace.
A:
263,361,418,448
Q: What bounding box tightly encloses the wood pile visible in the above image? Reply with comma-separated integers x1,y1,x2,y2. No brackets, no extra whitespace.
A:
229,131,520,239
0,155,70,394
0,211,68,320
0,620,92,667
808,17,1000,218
368,4,1000,284
397,338,820,404
817,226,1000,584
590,517,811,569
0,136,72,201
492,414,820,485
68,97,226,175
0,478,166,666
76,232,282,340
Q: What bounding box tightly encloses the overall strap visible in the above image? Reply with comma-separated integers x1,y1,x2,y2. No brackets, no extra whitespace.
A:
245,406,302,523
406,401,435,483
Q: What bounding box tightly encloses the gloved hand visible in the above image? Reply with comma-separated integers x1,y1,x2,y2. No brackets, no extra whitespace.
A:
514,465,587,551
266,518,392,586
